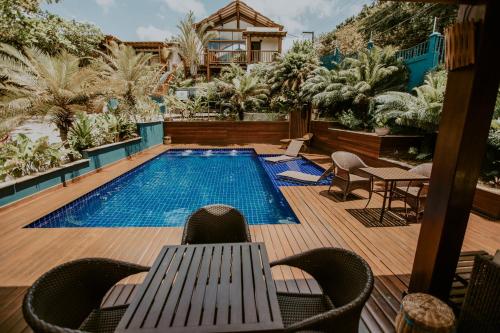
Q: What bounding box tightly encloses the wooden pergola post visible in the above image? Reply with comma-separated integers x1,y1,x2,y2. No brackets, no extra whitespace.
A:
409,0,500,299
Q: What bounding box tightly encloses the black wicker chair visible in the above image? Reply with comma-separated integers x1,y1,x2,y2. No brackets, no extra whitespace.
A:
23,258,149,333
271,248,374,333
181,204,252,244
457,253,500,333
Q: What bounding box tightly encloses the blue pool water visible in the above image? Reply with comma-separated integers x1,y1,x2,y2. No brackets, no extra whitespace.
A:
26,149,329,228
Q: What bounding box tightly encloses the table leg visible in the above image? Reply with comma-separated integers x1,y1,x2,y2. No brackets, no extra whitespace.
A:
379,181,389,224
388,181,395,210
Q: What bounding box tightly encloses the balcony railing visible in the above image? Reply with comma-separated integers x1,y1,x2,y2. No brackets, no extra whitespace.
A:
206,50,279,65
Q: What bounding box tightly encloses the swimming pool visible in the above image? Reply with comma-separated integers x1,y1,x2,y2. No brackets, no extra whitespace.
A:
26,149,329,228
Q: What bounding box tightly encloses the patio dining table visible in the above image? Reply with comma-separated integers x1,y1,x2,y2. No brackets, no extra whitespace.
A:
115,242,284,333
360,167,430,224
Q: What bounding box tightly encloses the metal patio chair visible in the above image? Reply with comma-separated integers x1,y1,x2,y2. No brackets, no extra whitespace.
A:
23,258,149,333
330,151,372,201
271,248,374,333
181,204,252,244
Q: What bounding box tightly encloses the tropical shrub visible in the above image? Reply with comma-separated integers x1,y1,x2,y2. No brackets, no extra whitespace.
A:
224,76,269,120
0,43,100,143
68,113,95,152
68,112,137,153
97,42,163,120
0,134,67,181
268,40,319,111
374,70,447,132
302,46,408,127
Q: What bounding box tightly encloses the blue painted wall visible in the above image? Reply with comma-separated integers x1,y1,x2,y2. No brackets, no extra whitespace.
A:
400,33,444,89
0,122,164,207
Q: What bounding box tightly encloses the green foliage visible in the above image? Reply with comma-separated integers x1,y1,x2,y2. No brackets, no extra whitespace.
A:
68,113,95,151
317,2,457,56
0,133,66,181
225,75,269,120
0,0,104,57
173,11,215,78
338,110,363,130
68,112,137,153
374,70,447,132
0,43,101,142
97,42,163,120
302,46,408,127
268,40,319,110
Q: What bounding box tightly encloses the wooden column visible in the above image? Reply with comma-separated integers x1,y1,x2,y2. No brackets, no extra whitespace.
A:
409,0,500,299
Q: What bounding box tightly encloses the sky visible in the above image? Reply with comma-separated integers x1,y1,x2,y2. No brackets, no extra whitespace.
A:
42,0,373,50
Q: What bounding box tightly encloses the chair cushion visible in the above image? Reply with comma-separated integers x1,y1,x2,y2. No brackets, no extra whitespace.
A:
278,171,321,183
350,174,369,183
277,292,334,327
79,305,128,333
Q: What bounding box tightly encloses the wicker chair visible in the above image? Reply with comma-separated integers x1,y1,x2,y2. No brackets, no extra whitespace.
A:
389,163,432,221
23,258,149,333
329,151,372,201
181,204,252,244
457,253,500,333
271,248,374,333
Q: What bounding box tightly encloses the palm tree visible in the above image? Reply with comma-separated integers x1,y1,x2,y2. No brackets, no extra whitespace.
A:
97,41,163,119
301,46,408,124
0,43,99,142
268,40,319,110
227,76,269,120
374,70,447,132
173,11,215,78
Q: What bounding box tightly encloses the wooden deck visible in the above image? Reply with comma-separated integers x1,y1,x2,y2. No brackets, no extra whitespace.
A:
0,144,499,333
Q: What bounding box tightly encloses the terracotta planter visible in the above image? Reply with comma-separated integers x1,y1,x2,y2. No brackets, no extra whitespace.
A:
375,127,390,136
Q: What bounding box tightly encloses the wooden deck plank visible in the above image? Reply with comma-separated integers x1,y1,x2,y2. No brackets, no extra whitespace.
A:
0,143,498,333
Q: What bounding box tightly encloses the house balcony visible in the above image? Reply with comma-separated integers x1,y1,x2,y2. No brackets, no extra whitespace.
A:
205,50,279,66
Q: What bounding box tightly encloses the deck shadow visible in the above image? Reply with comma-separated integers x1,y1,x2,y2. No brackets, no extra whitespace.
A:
346,208,409,227
318,190,366,202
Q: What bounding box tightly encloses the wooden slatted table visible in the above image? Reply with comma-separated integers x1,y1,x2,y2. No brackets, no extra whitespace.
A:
116,243,283,333
360,167,430,224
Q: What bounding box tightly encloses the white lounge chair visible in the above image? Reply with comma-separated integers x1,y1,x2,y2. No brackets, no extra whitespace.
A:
264,140,304,163
277,165,334,184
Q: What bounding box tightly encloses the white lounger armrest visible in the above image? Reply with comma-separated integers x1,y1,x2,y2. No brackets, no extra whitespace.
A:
277,171,321,183
264,155,300,163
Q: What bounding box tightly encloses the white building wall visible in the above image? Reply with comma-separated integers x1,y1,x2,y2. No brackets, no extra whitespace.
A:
250,37,280,52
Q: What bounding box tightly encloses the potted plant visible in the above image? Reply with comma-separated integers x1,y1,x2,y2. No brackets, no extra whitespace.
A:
374,115,390,136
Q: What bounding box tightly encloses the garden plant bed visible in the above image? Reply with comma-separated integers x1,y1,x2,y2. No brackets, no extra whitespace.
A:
310,121,424,166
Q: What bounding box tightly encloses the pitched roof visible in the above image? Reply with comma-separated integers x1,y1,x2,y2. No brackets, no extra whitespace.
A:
194,0,283,30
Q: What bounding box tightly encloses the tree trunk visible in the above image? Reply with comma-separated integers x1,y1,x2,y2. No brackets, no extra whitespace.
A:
238,109,244,121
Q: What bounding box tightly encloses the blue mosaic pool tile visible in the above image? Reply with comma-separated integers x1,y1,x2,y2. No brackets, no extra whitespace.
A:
26,149,331,229
258,155,332,187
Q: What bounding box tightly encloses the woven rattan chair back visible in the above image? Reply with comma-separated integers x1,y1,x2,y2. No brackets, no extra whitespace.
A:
458,254,500,333
23,258,148,333
331,151,368,173
398,162,433,187
271,248,374,332
182,204,252,245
